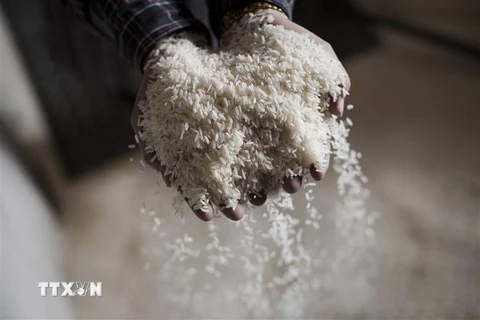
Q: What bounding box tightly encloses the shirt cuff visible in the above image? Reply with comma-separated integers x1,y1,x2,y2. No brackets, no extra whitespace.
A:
208,0,295,37
132,19,210,74
91,1,210,73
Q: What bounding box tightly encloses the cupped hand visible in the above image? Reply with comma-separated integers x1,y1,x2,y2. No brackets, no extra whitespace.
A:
132,10,351,222
224,9,351,196
132,47,245,222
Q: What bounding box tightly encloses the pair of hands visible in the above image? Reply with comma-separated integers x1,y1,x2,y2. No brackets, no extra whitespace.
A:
131,9,350,221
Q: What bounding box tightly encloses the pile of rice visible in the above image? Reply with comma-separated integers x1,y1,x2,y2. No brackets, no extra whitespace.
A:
137,12,377,318
138,12,349,210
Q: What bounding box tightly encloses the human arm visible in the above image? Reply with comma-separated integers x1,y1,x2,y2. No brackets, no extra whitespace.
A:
63,0,210,72
217,3,351,194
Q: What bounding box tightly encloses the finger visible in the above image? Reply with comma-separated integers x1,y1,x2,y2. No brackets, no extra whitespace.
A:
192,205,214,222
181,193,214,222
310,153,330,181
148,160,172,187
329,96,345,117
137,138,172,187
248,190,268,206
283,175,303,194
221,204,245,221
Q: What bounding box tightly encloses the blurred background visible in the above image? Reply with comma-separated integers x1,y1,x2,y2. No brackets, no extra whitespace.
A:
1,0,479,318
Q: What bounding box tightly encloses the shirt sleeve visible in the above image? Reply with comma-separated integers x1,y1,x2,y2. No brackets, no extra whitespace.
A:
207,0,295,37
64,0,210,73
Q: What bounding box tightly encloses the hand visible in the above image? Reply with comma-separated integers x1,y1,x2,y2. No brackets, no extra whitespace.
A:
132,11,350,222
222,9,351,195
131,34,246,222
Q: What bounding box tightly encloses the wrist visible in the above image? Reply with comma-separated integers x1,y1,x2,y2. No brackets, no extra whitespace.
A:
222,2,287,32
142,29,209,73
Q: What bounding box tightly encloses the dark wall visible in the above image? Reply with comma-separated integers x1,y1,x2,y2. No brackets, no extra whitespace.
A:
2,0,140,177
293,0,378,60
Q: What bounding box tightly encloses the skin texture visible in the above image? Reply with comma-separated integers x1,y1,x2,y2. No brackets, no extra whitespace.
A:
131,9,350,222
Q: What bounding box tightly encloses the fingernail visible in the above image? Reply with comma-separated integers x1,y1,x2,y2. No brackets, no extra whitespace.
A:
310,164,324,181
221,205,244,221
282,176,303,194
194,207,213,221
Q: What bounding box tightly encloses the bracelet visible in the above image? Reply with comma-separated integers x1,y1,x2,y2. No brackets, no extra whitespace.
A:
222,2,287,32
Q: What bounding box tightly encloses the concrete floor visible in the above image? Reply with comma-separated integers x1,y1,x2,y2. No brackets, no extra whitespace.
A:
2,1,479,319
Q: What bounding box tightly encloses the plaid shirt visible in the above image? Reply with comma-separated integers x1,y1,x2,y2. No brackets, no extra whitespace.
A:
66,0,294,73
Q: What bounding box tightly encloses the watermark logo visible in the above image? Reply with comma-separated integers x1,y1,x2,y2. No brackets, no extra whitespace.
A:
39,282,102,297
